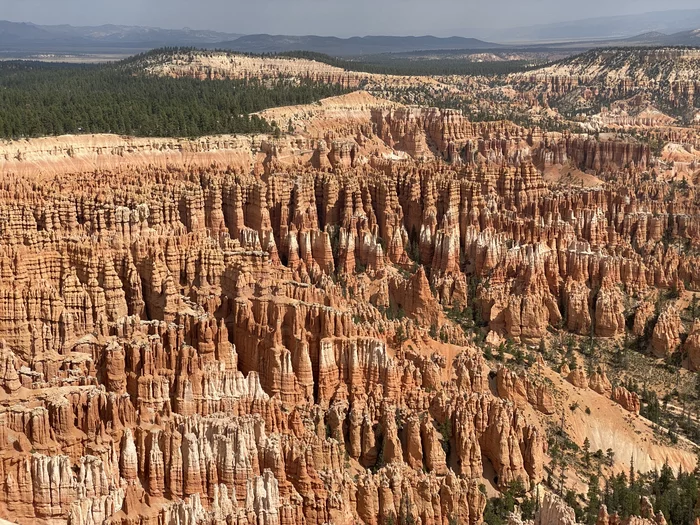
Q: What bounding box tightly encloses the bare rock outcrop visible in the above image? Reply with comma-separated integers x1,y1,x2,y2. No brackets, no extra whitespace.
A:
589,367,613,396
651,304,682,358
612,386,641,414
496,366,555,414
633,300,656,337
684,320,700,371
535,492,578,525
595,281,626,337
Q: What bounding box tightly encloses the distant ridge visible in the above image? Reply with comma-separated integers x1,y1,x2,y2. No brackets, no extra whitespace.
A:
0,20,500,57
0,20,241,51
473,8,700,43
211,34,501,56
621,32,669,42
621,28,700,46
1,13,699,61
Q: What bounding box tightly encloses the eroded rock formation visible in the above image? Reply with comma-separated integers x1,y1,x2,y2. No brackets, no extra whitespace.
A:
612,386,641,414
0,88,698,524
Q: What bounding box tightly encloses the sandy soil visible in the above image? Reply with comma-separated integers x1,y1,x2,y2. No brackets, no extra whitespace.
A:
544,164,604,188
541,365,697,475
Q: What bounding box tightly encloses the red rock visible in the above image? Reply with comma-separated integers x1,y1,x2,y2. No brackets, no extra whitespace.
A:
652,304,682,358
589,367,613,396
684,320,700,371
0,90,698,525
496,366,556,414
612,386,641,414
595,281,626,337
567,367,589,389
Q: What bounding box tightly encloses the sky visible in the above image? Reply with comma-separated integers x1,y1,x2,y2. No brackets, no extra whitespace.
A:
1,0,700,37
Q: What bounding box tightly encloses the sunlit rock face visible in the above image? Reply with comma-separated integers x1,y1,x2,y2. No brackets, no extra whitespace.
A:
0,82,699,524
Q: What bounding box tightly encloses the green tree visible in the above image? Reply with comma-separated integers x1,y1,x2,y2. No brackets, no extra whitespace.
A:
583,437,591,467
605,448,615,467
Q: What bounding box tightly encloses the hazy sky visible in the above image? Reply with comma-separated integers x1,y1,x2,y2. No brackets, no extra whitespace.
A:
2,0,700,36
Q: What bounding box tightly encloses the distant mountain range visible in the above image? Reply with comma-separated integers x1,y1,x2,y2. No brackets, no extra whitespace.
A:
472,8,700,43
0,21,502,56
1,10,700,60
211,35,500,56
205,29,700,56
0,20,240,52
621,28,700,46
